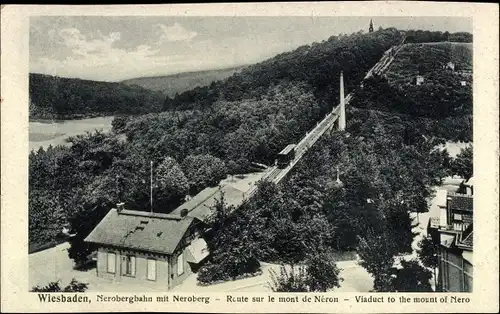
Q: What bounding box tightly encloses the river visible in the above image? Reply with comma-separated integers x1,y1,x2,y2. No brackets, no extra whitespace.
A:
29,116,114,152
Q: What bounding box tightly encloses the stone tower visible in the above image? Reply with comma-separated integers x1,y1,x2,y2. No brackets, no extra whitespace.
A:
369,19,374,33
338,71,346,131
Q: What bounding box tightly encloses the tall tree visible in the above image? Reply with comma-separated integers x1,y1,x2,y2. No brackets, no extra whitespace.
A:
451,145,473,180
417,236,439,288
198,193,261,285
391,259,433,292
154,156,189,211
304,251,343,292
182,154,227,194
268,251,342,292
357,231,397,292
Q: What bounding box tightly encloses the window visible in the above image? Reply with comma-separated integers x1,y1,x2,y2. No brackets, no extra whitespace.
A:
453,223,464,232
122,255,136,277
177,253,184,275
147,259,156,281
107,252,116,273
453,213,463,221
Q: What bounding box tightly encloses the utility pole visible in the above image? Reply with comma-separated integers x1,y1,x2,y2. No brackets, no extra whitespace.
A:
150,161,153,213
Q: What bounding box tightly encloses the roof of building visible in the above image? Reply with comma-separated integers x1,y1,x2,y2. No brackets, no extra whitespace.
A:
85,209,196,255
174,186,220,214
171,185,246,222
448,193,473,212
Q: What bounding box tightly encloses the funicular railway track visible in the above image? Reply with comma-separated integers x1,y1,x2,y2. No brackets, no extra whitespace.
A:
243,40,404,200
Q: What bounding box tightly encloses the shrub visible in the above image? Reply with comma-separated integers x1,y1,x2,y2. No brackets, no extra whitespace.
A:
31,278,88,292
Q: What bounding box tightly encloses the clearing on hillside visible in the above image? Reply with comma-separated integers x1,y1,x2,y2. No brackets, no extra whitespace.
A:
385,42,472,85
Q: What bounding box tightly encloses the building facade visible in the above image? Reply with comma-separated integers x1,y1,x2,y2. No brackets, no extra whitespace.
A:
85,206,209,290
438,227,473,292
428,177,473,292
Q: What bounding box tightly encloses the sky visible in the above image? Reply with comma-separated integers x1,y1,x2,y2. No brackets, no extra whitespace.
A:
30,16,472,82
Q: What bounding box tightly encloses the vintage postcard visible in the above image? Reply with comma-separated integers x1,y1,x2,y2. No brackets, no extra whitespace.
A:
1,2,499,313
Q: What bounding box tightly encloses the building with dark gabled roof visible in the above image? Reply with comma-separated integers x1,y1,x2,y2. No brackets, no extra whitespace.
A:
170,185,247,222
85,204,209,290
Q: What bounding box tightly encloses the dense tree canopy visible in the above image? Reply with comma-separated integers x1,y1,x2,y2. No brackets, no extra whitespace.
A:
404,30,472,44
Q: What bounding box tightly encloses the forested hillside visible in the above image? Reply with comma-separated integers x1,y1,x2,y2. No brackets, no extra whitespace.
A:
352,42,472,141
29,28,403,255
119,28,404,172
163,28,403,111
198,107,453,286
29,73,165,120
195,40,473,288
121,66,245,97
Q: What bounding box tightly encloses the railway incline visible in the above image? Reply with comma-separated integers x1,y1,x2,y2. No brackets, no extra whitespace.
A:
245,41,405,198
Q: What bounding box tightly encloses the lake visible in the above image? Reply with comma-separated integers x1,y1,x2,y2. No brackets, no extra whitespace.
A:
29,116,114,152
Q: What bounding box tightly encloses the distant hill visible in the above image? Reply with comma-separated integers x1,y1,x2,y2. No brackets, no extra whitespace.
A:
29,73,165,120
162,28,404,112
121,66,246,97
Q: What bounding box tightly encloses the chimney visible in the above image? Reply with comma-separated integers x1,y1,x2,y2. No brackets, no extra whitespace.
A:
338,71,346,131
117,202,125,213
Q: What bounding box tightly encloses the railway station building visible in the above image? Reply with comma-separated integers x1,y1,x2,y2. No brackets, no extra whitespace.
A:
85,204,209,290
